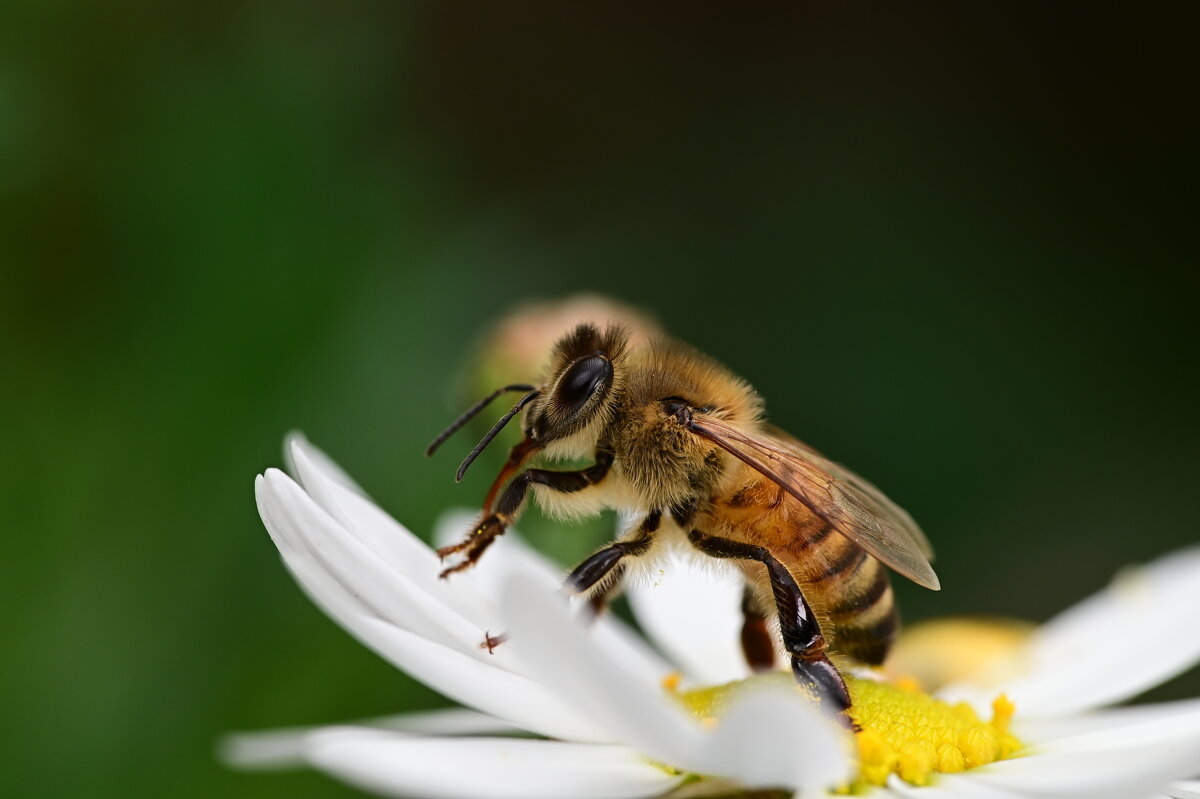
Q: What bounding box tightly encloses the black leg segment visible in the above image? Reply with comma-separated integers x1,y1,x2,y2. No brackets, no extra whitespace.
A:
493,450,614,518
564,510,661,595
687,529,852,713
586,563,626,617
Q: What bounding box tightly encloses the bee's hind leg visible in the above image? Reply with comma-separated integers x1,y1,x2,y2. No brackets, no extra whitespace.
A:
687,529,852,715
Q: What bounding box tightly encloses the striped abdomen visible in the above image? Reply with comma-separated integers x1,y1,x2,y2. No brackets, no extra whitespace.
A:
717,476,898,666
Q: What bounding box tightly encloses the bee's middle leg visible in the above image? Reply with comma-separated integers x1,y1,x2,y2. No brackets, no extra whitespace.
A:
437,450,613,578
563,510,661,603
687,529,852,714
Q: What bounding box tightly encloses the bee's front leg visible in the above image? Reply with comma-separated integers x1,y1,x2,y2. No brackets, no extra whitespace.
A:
437,449,614,579
686,529,853,716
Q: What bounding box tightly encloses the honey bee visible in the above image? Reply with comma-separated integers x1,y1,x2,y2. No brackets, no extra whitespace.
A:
428,321,939,712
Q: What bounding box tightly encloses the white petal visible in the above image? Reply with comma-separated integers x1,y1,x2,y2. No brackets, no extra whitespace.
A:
362,615,611,743
500,575,706,770
946,547,1200,716
966,701,1200,799
372,708,522,736
256,474,605,743
625,549,752,686
305,729,681,799
501,575,852,791
285,437,500,629
284,431,365,494
1016,698,1200,745
1031,701,1200,756
884,774,1024,798
967,750,1193,799
1167,781,1200,799
876,703,1200,799
434,509,677,681
352,611,610,743
697,685,851,792
257,472,366,626
221,709,519,770
260,469,532,672
221,725,313,772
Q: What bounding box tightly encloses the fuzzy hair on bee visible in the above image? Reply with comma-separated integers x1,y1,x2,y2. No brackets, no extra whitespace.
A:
428,318,938,718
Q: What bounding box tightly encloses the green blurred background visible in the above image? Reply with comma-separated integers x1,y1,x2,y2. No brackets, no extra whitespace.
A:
3,2,1197,796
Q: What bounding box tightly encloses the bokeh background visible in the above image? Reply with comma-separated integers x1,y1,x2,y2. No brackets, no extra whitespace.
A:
3,2,1197,796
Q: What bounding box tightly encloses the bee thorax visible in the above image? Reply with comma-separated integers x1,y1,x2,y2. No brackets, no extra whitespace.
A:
605,407,725,510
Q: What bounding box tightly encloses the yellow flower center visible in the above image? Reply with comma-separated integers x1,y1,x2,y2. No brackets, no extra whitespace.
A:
670,673,1022,790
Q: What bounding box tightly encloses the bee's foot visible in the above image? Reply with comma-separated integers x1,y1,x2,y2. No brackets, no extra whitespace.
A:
438,559,476,579
437,516,506,579
791,655,853,716
435,540,471,561
479,631,508,653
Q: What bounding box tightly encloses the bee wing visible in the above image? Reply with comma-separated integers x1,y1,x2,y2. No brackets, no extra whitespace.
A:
761,423,937,564
687,417,940,590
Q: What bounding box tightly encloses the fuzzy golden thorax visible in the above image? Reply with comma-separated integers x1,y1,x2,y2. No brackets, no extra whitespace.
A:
601,338,764,509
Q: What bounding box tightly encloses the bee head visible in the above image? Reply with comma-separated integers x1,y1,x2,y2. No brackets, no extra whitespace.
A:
525,323,628,447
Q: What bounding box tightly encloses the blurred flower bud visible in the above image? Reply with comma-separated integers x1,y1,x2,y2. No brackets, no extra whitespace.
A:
466,294,662,399
884,617,1035,692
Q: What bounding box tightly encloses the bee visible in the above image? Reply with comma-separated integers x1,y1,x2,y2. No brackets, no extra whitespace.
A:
428,321,939,712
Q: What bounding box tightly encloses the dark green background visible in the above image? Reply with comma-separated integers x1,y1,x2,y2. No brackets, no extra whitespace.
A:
3,3,1197,796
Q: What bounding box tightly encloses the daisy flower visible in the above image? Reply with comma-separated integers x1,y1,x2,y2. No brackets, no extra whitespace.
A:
225,434,1200,799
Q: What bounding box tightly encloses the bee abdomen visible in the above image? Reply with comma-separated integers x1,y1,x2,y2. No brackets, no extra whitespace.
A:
731,495,900,668
830,599,897,665
825,558,896,666
798,538,897,667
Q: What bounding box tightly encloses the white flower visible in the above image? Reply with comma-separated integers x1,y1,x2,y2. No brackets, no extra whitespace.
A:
225,434,1200,799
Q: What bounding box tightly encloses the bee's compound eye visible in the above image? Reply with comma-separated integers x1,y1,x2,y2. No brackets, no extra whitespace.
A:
555,355,612,416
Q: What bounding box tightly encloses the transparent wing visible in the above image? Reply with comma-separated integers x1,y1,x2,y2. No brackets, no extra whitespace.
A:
761,423,936,564
687,417,940,590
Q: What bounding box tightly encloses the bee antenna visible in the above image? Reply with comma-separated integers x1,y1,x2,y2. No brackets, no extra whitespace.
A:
455,389,541,482
426,383,538,457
